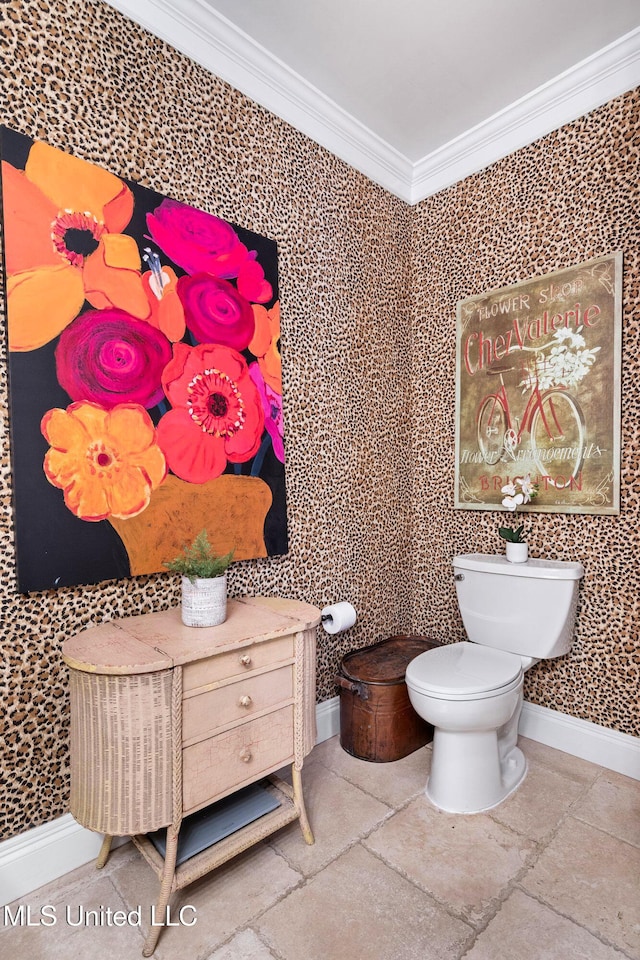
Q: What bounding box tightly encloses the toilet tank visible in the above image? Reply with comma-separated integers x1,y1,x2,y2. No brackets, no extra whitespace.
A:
453,553,584,658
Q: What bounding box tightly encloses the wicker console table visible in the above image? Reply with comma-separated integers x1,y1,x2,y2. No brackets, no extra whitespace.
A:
63,596,320,956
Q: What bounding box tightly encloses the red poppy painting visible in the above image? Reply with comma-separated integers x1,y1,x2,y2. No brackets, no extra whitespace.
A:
1,126,288,592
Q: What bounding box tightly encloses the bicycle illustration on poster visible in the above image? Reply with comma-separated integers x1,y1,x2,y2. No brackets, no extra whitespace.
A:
455,252,622,515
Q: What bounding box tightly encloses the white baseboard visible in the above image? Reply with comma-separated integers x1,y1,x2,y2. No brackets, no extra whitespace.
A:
519,701,640,779
320,696,640,780
315,694,341,743
0,813,104,907
1,697,637,907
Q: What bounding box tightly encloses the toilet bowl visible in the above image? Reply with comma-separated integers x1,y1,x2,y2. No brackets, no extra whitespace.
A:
407,642,526,812
405,554,584,814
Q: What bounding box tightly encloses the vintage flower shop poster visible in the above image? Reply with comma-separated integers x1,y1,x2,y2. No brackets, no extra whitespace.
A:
455,252,622,515
0,125,288,592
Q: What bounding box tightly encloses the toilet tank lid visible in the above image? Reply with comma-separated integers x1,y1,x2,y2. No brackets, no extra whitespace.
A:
453,553,584,580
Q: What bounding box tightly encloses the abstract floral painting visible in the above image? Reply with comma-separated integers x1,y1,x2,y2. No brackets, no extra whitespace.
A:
1,126,288,592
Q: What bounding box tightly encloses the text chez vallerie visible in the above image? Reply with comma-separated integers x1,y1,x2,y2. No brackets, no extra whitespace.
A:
462,301,601,376
2,904,197,928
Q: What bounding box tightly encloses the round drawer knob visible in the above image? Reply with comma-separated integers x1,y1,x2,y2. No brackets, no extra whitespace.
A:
239,654,252,667
239,748,252,763
239,695,253,708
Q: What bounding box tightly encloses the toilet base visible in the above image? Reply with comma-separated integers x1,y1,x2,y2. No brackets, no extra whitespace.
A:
425,728,527,814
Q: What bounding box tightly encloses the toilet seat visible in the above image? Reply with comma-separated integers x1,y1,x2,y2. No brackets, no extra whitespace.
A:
406,641,523,701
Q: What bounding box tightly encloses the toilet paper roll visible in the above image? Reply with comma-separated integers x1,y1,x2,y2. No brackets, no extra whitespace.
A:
321,601,357,634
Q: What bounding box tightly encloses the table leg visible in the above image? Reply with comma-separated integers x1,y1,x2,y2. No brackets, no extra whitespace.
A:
95,834,113,869
142,827,179,957
292,765,314,845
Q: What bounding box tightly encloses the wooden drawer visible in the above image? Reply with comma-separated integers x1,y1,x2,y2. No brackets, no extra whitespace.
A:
182,705,294,814
182,634,294,693
183,665,293,744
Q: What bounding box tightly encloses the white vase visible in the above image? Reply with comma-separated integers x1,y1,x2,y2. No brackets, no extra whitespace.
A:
181,573,227,627
506,542,528,563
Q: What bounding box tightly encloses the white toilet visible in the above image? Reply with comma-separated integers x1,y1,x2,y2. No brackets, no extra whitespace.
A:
405,553,584,814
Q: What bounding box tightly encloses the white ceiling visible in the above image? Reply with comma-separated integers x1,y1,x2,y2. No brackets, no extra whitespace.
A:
107,0,640,202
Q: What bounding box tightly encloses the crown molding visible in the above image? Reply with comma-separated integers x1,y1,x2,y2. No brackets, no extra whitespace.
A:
410,26,640,203
105,0,414,199
105,1,640,204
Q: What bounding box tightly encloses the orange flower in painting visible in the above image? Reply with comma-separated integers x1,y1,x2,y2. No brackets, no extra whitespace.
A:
2,140,150,352
41,401,167,522
140,248,186,342
249,300,282,393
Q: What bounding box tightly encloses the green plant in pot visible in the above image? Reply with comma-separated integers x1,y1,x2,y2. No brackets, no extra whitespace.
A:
165,529,234,627
498,474,538,563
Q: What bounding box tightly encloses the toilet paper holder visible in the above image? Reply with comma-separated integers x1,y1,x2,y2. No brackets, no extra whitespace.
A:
320,601,357,634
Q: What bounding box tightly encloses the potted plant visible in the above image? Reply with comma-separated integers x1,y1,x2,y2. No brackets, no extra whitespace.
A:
498,474,538,563
165,529,234,627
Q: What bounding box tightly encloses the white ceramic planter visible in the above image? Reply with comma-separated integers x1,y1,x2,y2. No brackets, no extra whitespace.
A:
506,542,528,563
181,573,227,627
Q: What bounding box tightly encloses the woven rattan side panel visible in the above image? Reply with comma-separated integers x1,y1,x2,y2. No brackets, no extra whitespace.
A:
68,668,174,836
299,627,317,759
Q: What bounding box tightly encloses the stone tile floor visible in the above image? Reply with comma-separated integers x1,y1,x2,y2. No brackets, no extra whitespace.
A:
2,735,639,959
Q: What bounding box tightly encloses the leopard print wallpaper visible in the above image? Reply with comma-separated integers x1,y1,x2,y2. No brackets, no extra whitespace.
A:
0,0,637,841
410,88,640,737
0,0,414,839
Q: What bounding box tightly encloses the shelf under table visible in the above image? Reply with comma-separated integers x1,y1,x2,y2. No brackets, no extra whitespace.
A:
131,775,298,892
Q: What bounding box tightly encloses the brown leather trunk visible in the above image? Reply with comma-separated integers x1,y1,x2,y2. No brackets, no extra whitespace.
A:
336,635,441,762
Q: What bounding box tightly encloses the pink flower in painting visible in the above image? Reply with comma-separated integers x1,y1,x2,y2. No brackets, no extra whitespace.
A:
177,273,255,350
156,342,264,483
55,308,172,409
249,362,284,463
146,199,273,303
236,258,273,304
146,199,251,279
